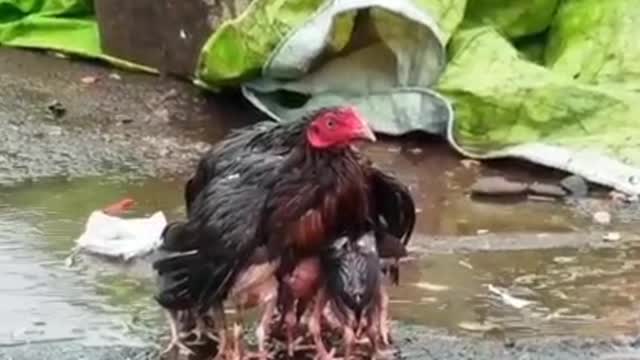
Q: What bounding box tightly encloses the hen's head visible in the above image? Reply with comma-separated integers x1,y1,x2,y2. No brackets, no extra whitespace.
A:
306,106,376,149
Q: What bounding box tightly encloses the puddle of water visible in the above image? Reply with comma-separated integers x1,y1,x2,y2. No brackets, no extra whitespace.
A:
0,139,634,348
363,140,590,236
0,176,183,347
391,245,640,338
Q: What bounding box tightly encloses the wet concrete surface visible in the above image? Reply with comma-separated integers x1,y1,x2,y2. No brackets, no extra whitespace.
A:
2,48,640,360
0,48,259,186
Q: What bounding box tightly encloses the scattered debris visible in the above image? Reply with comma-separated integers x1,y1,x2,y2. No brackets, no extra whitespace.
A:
527,195,557,202
458,260,473,270
387,146,402,153
603,232,621,242
414,282,450,292
593,211,612,225
115,114,134,125
420,297,438,303
476,229,490,235
47,51,68,59
460,159,481,169
487,284,534,309
553,256,576,264
152,107,171,123
71,198,166,261
46,99,66,118
561,175,589,197
408,147,423,155
109,73,122,80
48,127,63,137
609,191,627,202
529,182,566,197
80,76,98,84
458,321,502,332
471,176,528,195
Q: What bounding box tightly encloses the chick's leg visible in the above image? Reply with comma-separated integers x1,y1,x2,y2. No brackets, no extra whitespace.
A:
378,285,391,346
256,299,276,360
161,310,194,356
285,301,299,357
212,306,228,360
309,289,333,360
343,313,356,360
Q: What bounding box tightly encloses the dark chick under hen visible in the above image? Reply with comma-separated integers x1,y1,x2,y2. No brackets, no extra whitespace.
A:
309,231,391,360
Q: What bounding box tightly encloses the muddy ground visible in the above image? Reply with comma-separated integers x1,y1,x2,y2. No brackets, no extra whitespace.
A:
2,48,640,360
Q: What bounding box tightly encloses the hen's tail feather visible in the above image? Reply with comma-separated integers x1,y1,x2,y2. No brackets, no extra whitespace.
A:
371,168,416,247
159,221,199,252
153,251,239,313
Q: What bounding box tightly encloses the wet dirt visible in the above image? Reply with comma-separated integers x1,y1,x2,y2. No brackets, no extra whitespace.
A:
2,48,640,360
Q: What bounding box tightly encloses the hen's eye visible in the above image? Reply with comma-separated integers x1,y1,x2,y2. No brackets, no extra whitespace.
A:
327,119,336,128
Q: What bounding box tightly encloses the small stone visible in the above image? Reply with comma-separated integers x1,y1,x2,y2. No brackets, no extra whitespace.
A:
81,76,98,84
109,73,122,80
471,176,528,195
46,99,66,118
593,211,612,225
48,51,68,59
476,229,490,235
529,182,567,197
504,338,516,348
603,232,621,242
560,175,589,197
48,127,62,136
115,114,134,124
408,147,423,155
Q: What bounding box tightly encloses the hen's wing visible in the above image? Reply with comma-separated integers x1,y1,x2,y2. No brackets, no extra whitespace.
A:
184,122,278,214
184,120,304,214
154,153,283,311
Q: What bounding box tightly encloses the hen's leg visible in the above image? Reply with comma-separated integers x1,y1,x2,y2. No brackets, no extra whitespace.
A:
378,285,391,346
161,310,195,356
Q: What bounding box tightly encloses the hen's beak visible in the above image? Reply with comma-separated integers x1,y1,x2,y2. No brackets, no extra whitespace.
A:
358,123,377,142
345,105,377,142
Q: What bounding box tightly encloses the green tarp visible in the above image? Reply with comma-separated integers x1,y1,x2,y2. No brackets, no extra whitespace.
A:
2,0,640,194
